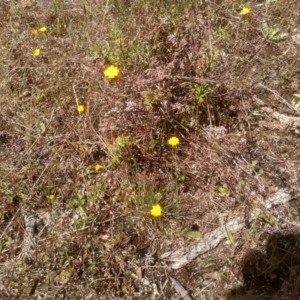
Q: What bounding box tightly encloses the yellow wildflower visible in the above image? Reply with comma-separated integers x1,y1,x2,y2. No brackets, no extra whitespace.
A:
48,194,55,201
150,204,162,217
77,104,85,113
114,38,121,44
104,65,120,79
241,7,251,15
31,28,38,35
33,48,41,57
95,164,102,172
167,136,180,147
252,199,258,205
39,26,47,32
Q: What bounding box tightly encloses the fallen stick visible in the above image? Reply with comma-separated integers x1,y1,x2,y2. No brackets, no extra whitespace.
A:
169,276,194,300
162,188,298,269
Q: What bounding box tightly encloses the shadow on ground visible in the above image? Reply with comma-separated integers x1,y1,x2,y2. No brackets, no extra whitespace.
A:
225,231,300,300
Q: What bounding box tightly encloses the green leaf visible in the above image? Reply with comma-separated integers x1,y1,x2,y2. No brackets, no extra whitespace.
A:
150,294,156,300
78,206,87,221
184,231,203,240
218,186,228,196
226,229,234,243
154,192,163,202
256,210,274,225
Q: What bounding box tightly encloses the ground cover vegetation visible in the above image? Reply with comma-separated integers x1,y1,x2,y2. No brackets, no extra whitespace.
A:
1,0,300,299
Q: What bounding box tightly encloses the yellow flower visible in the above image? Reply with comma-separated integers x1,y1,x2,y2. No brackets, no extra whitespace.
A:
241,7,251,15
252,199,258,205
77,104,85,113
39,26,47,32
114,38,121,44
104,65,120,79
31,28,38,35
150,204,162,217
167,136,180,147
95,164,102,172
33,48,41,57
48,194,55,201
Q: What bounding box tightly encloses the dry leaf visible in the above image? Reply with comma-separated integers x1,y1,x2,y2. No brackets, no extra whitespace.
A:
136,267,142,283
20,0,36,8
292,33,300,45
205,271,221,281
54,269,72,285
100,234,110,240
115,255,126,272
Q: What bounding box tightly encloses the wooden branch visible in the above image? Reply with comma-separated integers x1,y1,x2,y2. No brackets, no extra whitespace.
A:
161,188,298,269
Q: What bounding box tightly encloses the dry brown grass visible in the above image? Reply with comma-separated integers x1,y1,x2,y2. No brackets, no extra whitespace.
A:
1,0,300,299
